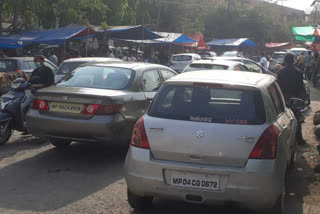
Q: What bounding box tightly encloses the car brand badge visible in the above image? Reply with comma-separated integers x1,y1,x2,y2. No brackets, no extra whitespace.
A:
63,96,68,101
240,137,255,144
196,130,204,139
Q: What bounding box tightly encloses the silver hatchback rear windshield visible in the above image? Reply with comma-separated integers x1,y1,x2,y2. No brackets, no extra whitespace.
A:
148,84,266,125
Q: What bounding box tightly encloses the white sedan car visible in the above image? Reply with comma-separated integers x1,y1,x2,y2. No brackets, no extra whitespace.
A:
125,70,304,214
182,60,249,73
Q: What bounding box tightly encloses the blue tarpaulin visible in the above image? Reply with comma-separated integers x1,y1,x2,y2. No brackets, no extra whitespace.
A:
97,25,162,40
207,38,257,47
112,32,197,44
0,26,97,49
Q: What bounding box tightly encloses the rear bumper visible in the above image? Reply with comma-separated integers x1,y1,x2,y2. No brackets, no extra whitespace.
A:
26,109,134,143
125,146,286,211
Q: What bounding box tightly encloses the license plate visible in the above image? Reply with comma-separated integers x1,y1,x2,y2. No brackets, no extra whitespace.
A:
170,171,220,191
50,102,84,113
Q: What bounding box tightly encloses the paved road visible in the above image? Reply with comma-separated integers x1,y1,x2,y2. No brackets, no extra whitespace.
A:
1,89,320,213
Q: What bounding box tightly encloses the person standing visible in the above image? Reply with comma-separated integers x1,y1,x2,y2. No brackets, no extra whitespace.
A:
260,53,268,70
305,51,312,80
297,52,305,75
48,51,58,66
278,53,307,145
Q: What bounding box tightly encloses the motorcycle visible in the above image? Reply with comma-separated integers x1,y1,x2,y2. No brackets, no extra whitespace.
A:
0,76,40,145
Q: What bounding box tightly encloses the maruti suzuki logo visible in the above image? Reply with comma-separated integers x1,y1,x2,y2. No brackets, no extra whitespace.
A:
196,130,204,139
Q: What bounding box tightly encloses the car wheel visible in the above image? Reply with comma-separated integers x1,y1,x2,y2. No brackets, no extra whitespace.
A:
50,138,72,149
127,189,153,211
0,125,12,146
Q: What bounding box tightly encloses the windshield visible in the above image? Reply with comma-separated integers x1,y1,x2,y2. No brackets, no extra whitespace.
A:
0,60,18,72
57,61,88,75
222,52,237,57
149,84,266,125
184,64,228,72
173,55,192,61
58,66,133,90
199,53,211,58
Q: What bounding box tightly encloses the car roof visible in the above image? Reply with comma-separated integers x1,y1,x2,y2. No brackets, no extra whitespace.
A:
190,60,243,67
173,53,200,57
290,48,308,51
274,52,287,54
213,56,252,62
1,57,45,61
79,61,173,71
167,70,274,87
62,57,122,63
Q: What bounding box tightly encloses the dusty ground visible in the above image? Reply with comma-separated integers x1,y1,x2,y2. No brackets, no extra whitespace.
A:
0,86,319,214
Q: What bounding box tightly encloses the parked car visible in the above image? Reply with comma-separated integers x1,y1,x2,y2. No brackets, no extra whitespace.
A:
125,70,301,213
0,57,57,75
55,57,122,82
221,51,244,57
214,57,276,76
170,53,201,73
26,62,177,148
198,51,217,59
182,60,249,73
269,52,286,72
0,57,57,94
290,48,308,58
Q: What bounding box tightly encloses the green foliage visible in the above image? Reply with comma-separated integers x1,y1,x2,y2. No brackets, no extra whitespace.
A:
0,0,305,44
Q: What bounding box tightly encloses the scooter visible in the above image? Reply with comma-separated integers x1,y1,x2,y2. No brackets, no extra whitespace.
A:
0,76,39,145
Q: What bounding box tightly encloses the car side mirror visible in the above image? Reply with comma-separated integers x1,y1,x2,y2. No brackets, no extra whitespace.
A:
289,98,306,111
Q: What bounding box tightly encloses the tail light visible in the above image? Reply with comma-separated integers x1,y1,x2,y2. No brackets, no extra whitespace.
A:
81,104,123,115
16,69,22,72
131,117,150,149
31,99,49,111
249,125,280,159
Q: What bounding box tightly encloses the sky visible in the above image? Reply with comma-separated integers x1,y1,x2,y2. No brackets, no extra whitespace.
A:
279,0,314,12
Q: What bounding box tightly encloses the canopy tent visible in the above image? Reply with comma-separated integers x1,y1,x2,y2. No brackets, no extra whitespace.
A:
265,42,290,48
0,26,97,49
112,31,197,45
207,38,257,47
97,25,162,40
292,26,317,42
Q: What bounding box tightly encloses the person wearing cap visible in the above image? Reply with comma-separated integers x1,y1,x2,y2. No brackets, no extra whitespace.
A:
278,53,307,145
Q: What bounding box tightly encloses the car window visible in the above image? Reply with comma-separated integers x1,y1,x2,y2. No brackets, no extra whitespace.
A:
44,61,57,71
58,66,133,90
185,64,228,72
240,65,249,71
173,55,192,61
142,70,162,92
149,84,266,125
57,61,86,75
0,60,18,72
268,83,285,116
243,61,263,73
27,61,37,70
274,82,286,110
160,69,176,81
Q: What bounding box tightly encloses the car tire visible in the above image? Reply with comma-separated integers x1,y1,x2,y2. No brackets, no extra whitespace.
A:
127,189,153,211
0,126,12,146
50,138,72,149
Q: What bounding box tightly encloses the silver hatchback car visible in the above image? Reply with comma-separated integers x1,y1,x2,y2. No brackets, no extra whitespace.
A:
125,70,299,213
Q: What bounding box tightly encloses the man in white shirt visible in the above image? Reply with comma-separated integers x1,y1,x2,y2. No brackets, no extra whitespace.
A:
260,53,268,70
